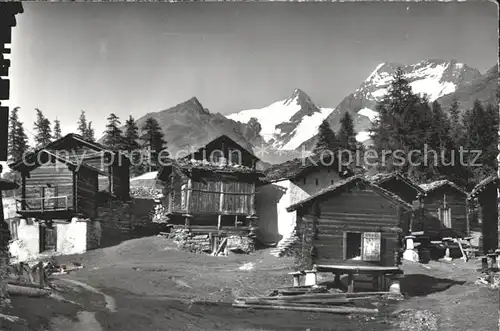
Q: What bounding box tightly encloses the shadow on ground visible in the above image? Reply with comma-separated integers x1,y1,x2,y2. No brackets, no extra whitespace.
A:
400,274,466,297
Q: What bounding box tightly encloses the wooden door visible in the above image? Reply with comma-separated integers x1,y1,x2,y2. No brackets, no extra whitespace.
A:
43,187,57,209
40,225,57,252
361,232,382,261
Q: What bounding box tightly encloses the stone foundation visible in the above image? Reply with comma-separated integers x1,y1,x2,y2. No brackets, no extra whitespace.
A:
8,217,100,263
168,228,256,254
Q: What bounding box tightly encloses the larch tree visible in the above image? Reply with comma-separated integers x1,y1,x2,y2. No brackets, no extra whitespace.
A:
140,117,168,172
8,107,29,163
313,120,339,156
33,108,52,148
53,119,62,140
77,110,88,137
103,113,124,150
123,116,143,176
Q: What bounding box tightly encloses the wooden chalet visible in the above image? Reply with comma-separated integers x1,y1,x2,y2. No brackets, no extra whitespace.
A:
156,135,263,237
418,179,469,238
366,173,425,205
468,176,499,253
8,150,103,220
9,133,130,200
286,175,414,267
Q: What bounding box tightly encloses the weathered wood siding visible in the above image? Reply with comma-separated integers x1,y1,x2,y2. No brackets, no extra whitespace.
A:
76,167,98,218
162,171,256,216
111,162,130,199
298,186,403,267
377,179,419,204
478,186,498,253
23,160,74,210
422,187,467,236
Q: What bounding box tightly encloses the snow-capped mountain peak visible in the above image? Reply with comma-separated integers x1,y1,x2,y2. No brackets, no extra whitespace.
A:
227,88,334,150
296,59,482,150
359,59,481,102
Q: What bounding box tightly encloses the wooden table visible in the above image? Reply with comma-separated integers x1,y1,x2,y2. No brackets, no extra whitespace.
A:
314,265,403,293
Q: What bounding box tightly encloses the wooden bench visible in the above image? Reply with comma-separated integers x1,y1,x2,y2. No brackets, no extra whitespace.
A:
315,265,403,293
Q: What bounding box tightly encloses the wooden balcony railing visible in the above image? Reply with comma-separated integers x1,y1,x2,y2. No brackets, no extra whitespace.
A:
16,196,69,213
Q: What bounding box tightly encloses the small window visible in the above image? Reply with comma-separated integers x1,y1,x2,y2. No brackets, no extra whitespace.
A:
315,178,319,186
229,149,241,165
303,178,306,185
331,179,334,185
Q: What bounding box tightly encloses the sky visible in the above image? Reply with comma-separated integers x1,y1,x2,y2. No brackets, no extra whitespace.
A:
6,1,498,144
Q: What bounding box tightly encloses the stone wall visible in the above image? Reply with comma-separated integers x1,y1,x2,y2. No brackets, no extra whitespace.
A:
9,217,95,263
168,228,256,254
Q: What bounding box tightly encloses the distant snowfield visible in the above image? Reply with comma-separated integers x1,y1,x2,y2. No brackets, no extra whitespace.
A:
357,108,378,122
131,171,158,181
280,107,334,150
228,94,334,151
228,99,301,141
356,131,371,142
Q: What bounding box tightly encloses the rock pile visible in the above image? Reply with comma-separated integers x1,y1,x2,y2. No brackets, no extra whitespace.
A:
226,235,255,254
169,229,211,253
151,203,169,224
168,229,256,254
475,271,500,289
130,186,163,198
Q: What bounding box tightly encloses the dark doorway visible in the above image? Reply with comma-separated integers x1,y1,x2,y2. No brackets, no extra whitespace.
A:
40,224,57,252
345,232,362,259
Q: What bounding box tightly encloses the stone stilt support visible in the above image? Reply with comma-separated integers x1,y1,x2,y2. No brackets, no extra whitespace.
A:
246,215,258,238
183,214,193,230
403,235,419,262
304,270,317,286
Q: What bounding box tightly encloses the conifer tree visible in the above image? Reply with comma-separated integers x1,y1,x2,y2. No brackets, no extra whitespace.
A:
371,67,423,177
53,119,62,140
123,115,140,151
8,107,29,163
77,110,88,137
140,117,168,171
462,100,498,182
33,108,52,148
123,115,143,176
337,111,357,152
313,120,339,156
85,122,95,142
103,113,124,150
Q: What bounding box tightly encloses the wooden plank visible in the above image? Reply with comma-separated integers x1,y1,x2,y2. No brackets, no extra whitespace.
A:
232,302,379,314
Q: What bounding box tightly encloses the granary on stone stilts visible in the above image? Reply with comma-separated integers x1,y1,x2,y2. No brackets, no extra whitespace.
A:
468,175,499,255
7,134,133,262
155,135,264,255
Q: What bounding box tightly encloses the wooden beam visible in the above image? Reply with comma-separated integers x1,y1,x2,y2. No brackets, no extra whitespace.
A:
219,181,224,213
186,178,192,215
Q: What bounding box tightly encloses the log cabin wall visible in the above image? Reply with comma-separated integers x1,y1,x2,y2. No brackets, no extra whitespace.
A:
297,186,403,267
478,185,498,253
111,160,130,200
376,179,419,205
23,160,74,210
76,167,98,218
422,187,467,236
